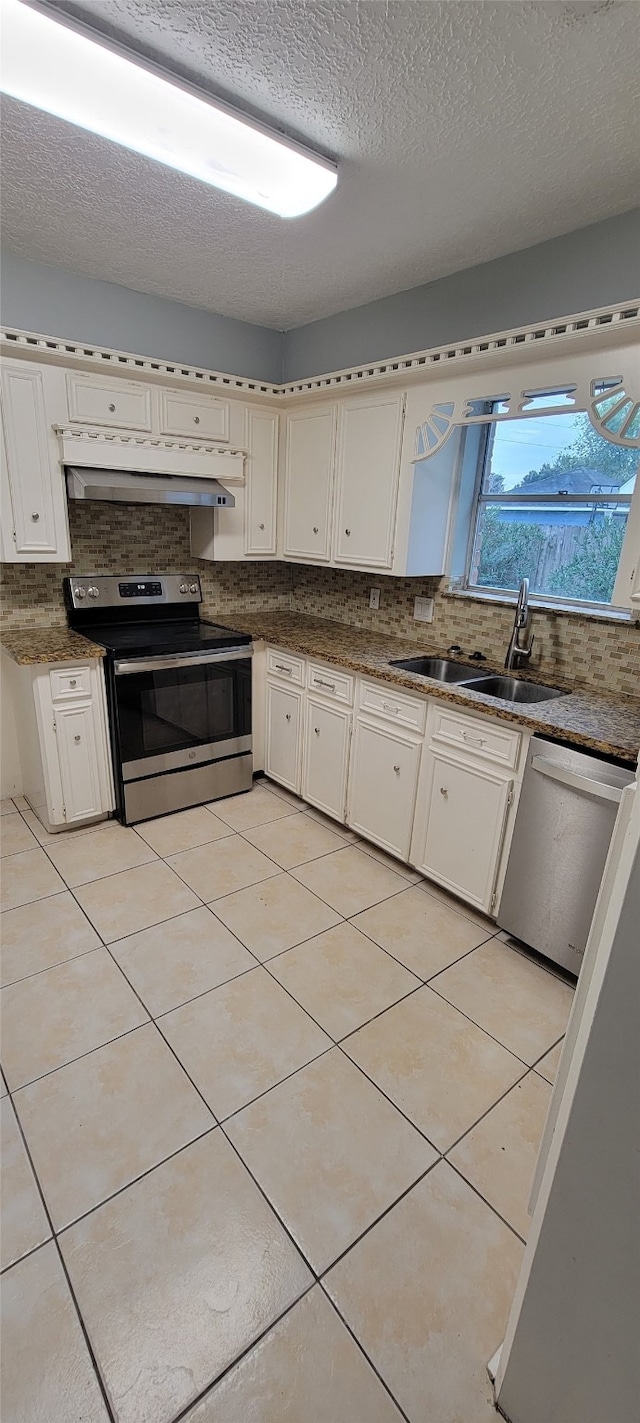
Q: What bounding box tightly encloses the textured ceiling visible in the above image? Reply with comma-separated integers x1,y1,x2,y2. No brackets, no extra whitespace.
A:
2,0,639,329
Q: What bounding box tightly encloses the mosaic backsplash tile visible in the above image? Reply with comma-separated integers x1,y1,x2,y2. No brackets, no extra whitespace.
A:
2,505,638,696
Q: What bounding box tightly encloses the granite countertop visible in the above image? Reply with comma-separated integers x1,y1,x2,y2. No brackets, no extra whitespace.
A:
212,609,640,763
1,627,107,665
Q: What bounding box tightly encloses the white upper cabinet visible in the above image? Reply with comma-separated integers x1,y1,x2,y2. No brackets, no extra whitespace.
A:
333,393,405,568
283,406,336,562
612,472,640,610
244,409,278,555
66,371,153,431
158,387,230,441
0,361,71,562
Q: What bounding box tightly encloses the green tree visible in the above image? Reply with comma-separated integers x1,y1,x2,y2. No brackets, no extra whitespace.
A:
548,518,626,603
475,507,545,589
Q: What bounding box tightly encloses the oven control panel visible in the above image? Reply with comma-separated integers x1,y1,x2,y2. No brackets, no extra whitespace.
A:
64,574,202,609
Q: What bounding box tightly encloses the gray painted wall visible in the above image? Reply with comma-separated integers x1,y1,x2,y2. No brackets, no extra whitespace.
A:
282,209,640,381
0,248,283,384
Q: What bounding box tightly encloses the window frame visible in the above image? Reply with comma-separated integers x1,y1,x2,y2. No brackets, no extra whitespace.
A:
460,405,635,614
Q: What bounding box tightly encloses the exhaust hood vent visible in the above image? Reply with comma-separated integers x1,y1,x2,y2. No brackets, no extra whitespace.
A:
65,466,235,508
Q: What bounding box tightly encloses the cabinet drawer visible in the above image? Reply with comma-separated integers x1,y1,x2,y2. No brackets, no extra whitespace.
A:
307,662,354,705
429,706,521,768
50,666,92,702
359,679,427,733
158,389,229,442
66,373,152,431
266,648,305,686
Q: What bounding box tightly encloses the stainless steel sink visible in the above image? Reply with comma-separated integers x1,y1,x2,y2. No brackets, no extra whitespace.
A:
461,674,567,703
389,657,477,683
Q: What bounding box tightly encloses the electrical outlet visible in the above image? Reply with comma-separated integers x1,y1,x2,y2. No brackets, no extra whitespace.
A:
414,596,434,622
369,587,381,610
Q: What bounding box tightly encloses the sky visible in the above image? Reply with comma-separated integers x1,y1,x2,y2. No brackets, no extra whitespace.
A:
488,411,585,489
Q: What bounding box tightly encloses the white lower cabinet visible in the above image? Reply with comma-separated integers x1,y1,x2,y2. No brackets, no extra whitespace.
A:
348,717,422,861
53,701,105,824
302,696,352,822
411,748,514,913
265,681,303,793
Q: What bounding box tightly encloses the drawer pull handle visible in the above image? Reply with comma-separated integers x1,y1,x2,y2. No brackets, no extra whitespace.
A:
316,678,336,690
69,679,77,687
440,786,448,798
393,764,400,774
194,415,200,424
314,727,320,735
285,713,291,723
74,734,82,743
313,526,319,534
382,702,399,714
108,403,116,412
275,663,292,674
259,522,265,530
462,731,486,746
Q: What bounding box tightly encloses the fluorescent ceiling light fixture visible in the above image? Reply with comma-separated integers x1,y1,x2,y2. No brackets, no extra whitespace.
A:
0,0,338,217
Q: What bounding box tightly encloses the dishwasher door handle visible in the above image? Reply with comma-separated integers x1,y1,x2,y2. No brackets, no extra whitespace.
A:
531,755,627,804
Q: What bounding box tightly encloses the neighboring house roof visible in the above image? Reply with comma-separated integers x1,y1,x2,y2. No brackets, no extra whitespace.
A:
511,467,622,494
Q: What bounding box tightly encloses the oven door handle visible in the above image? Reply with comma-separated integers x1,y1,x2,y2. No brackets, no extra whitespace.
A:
114,647,252,675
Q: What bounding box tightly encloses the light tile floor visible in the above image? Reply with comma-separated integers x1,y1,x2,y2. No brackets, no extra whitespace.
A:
0,780,573,1423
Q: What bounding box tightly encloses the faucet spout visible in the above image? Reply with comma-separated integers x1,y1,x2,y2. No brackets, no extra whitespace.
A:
505,578,534,670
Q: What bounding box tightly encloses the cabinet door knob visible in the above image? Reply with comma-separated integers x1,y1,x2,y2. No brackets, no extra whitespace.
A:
345,528,351,536
440,786,448,798
69,679,77,687
31,512,40,521
74,734,81,743
259,522,265,530
314,727,320,735
393,764,400,774
313,526,319,534
285,713,291,722
194,415,200,424
108,403,116,412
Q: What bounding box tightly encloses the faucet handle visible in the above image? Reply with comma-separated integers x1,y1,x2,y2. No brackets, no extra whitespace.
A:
468,650,487,661
447,644,463,654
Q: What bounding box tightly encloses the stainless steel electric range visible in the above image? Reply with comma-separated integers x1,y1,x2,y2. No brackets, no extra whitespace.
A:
64,574,252,824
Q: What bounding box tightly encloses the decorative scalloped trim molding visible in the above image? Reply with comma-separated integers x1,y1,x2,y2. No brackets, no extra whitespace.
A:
2,300,638,402
54,424,247,457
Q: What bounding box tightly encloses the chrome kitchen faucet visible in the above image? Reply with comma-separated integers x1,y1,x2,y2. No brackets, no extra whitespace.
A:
505,578,534,670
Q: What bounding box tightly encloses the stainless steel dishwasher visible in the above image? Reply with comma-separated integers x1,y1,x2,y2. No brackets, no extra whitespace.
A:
498,736,636,974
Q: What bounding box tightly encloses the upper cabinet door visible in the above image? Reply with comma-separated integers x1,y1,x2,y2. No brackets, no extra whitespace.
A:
333,393,405,568
66,371,152,431
0,362,71,562
283,406,336,562
245,409,278,556
158,388,230,442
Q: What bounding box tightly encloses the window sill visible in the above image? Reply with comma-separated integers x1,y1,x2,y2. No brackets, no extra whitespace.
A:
443,585,636,626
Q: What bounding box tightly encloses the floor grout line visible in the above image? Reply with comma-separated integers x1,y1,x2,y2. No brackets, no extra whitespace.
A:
317,1282,413,1423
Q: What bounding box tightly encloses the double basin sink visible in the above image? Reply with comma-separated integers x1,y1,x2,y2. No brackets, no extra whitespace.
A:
388,656,568,703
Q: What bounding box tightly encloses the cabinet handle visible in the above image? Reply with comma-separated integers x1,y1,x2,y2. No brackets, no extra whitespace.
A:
314,726,320,735
74,734,82,743
440,786,448,797
194,415,200,424
259,522,265,530
313,526,319,534
69,679,77,687
285,713,291,722
315,678,336,691
393,764,400,774
108,403,116,412
345,528,351,536
31,512,40,521
382,702,399,714
462,731,486,746
275,663,292,674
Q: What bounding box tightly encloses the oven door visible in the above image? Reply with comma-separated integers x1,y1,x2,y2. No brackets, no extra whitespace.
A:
113,648,252,782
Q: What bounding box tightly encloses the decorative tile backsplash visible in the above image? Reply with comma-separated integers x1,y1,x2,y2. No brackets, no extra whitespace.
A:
2,506,638,696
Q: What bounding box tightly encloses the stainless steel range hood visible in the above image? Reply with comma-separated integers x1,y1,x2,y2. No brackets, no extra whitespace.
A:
65,466,235,508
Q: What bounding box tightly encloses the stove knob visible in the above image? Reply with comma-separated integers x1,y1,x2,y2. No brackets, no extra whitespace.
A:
74,586,87,599
87,586,100,599
189,582,198,594
179,583,189,594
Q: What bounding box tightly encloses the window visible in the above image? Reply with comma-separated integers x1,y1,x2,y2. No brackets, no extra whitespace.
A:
465,397,638,608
